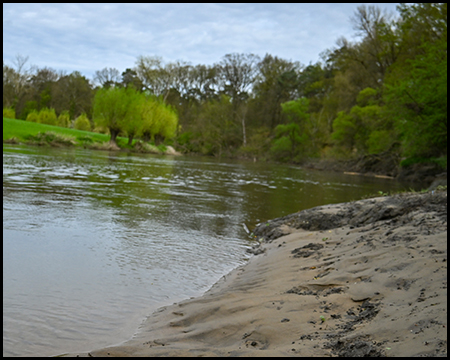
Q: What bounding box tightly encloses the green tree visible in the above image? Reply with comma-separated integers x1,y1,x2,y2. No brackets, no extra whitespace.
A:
52,71,93,119
384,3,447,158
270,123,307,161
270,98,310,161
93,86,141,145
250,54,300,129
331,87,394,155
331,111,356,153
121,68,144,91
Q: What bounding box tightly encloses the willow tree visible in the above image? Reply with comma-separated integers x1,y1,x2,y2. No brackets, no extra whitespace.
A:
140,96,178,144
93,86,141,145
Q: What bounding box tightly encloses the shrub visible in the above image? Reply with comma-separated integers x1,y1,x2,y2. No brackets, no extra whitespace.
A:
37,108,57,126
74,113,92,131
26,110,39,123
57,111,71,128
3,107,15,119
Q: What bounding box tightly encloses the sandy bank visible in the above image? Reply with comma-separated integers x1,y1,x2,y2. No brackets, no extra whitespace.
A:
62,190,447,357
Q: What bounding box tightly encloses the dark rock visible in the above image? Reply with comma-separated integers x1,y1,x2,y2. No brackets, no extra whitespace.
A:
253,191,447,243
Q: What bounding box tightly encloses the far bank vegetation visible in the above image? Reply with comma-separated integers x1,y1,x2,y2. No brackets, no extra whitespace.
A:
3,4,447,173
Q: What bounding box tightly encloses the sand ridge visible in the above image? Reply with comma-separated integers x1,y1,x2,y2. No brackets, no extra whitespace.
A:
62,191,447,357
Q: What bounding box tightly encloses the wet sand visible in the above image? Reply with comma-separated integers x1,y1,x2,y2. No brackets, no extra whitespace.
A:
62,190,447,357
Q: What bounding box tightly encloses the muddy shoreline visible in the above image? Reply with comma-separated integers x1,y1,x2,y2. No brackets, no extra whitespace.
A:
61,190,447,357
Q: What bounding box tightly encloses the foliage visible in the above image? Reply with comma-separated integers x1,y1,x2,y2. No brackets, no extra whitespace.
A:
25,110,39,123
140,95,178,144
383,5,447,157
27,131,77,146
57,110,71,128
93,86,141,144
3,107,15,119
331,111,356,153
36,107,58,126
2,3,447,169
271,122,308,162
281,97,309,124
237,126,272,160
74,113,92,131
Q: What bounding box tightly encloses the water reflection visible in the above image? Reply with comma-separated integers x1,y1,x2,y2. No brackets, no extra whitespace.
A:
3,144,417,356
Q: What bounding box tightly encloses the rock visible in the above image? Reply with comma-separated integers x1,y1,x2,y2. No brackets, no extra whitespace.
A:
253,190,447,243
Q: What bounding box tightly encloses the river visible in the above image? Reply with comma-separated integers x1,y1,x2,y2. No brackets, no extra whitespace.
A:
2,144,419,356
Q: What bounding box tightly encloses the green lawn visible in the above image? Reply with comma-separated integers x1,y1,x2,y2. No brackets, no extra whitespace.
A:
2,117,172,155
1,117,138,147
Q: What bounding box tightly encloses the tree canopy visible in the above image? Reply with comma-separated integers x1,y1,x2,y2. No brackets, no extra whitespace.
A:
3,3,447,169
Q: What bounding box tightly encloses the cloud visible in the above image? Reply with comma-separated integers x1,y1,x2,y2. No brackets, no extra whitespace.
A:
3,3,400,78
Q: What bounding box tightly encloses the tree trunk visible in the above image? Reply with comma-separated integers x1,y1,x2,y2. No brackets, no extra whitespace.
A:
109,128,119,145
242,115,247,147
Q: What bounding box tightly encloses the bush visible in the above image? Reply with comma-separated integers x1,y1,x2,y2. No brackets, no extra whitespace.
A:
3,107,15,119
37,108,57,126
26,110,39,123
74,113,91,131
57,111,71,128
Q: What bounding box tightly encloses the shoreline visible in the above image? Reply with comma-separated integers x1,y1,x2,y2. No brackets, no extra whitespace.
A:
62,190,447,357
4,140,446,188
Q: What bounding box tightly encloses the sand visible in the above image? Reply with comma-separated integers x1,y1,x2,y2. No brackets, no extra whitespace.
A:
62,190,447,357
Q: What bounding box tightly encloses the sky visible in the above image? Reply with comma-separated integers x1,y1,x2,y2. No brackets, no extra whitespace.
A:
3,3,400,80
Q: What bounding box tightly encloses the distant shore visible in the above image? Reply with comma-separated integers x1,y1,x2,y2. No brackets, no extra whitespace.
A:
62,189,447,357
4,118,446,187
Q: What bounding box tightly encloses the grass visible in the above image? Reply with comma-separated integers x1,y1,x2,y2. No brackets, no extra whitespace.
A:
3,118,170,154
3,117,112,145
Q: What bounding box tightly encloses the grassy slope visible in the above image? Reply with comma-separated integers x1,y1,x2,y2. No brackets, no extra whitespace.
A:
3,118,126,145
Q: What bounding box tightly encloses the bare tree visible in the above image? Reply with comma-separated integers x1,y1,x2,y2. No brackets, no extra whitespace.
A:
94,67,121,88
218,53,260,146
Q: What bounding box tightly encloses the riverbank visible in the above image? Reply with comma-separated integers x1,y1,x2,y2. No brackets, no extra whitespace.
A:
62,189,447,357
3,118,181,156
4,118,446,187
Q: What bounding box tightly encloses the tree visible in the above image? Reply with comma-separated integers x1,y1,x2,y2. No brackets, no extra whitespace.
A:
120,90,145,145
94,67,121,88
3,55,36,118
331,87,393,155
252,54,301,129
121,68,144,90
188,64,220,101
139,95,178,144
29,67,59,109
350,5,398,81
93,86,141,145
384,3,447,158
135,55,170,99
218,53,260,146
270,97,310,161
52,71,93,119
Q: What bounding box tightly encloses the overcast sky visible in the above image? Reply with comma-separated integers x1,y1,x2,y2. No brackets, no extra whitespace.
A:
3,3,400,80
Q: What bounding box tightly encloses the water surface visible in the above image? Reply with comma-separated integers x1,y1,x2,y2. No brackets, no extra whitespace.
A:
3,144,418,356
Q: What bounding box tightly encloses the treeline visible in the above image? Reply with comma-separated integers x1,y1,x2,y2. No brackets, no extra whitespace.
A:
3,4,447,165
